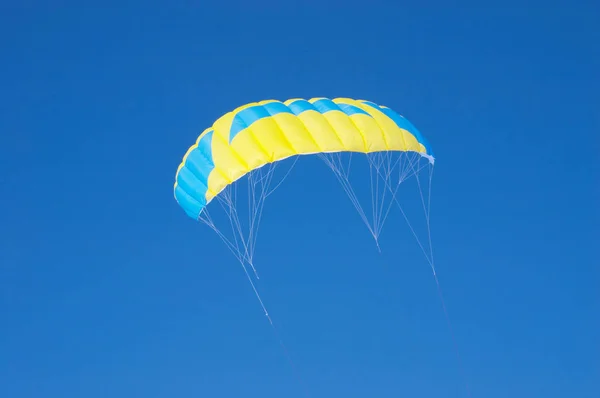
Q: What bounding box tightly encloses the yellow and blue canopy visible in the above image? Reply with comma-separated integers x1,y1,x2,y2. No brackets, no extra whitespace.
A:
174,97,434,220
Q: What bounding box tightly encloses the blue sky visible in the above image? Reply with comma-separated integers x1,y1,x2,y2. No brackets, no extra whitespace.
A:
1,1,598,397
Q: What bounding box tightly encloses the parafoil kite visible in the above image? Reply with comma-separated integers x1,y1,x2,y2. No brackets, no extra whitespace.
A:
173,97,436,290
174,97,433,221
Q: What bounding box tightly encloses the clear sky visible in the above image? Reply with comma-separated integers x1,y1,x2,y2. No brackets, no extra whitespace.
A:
1,1,598,397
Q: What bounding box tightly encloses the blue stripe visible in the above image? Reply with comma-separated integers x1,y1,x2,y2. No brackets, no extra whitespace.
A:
287,99,316,115
262,101,293,115
312,98,370,117
174,184,205,220
187,130,215,180
360,101,434,157
311,98,342,114
174,130,215,218
229,102,294,142
336,102,371,117
288,99,371,118
175,168,207,217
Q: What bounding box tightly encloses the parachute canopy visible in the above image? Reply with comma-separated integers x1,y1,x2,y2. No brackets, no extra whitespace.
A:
174,97,434,220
